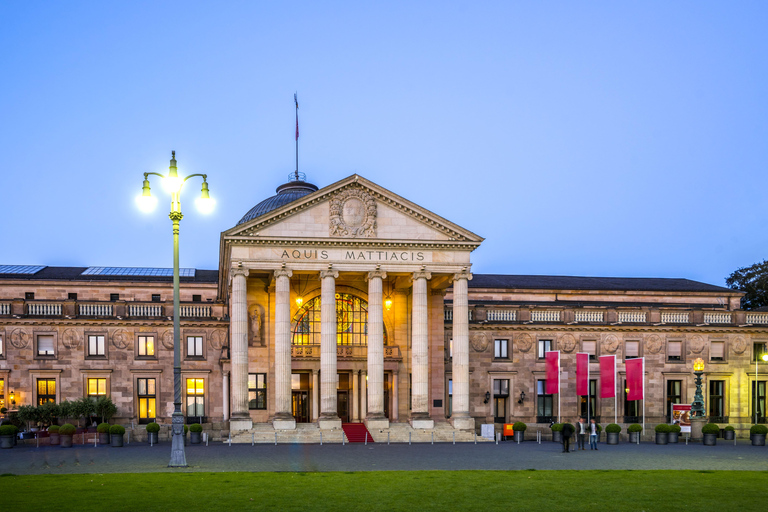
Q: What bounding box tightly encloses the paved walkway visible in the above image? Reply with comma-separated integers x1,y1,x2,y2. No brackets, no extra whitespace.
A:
1,439,766,474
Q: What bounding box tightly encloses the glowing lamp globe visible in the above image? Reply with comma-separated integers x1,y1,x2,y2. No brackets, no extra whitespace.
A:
693,358,705,372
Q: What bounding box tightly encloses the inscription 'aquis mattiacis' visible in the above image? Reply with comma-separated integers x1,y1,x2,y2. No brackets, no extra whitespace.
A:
280,249,425,261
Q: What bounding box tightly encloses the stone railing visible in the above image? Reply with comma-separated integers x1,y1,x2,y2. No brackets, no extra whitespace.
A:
291,344,402,360
383,345,402,359
530,310,560,322
180,305,211,318
27,302,62,316
618,311,646,323
746,313,768,325
129,304,163,317
575,310,603,323
0,302,10,315
704,312,731,324
78,303,113,316
444,309,473,322
661,311,689,324
486,309,517,322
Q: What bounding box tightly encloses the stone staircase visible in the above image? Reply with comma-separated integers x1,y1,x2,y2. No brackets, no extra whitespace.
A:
342,423,374,443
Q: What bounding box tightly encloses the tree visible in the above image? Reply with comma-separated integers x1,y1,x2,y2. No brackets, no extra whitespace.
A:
94,396,117,423
726,260,768,310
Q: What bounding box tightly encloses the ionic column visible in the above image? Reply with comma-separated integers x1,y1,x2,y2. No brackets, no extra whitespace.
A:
366,270,388,428
319,269,341,429
273,268,296,430
360,370,367,420
311,370,319,422
352,370,359,422
451,271,474,430
392,371,399,421
410,271,433,428
222,370,230,421
229,268,252,430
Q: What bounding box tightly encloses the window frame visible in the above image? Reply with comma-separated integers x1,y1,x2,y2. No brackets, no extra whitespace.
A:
709,339,727,363
536,378,554,421
135,334,157,359
34,332,57,360
581,338,598,362
0,334,4,359
87,377,108,399
494,339,509,359
537,339,553,360
752,380,766,423
185,377,206,420
624,339,641,361
37,378,57,405
666,379,683,422
137,377,157,424
709,380,726,420
753,341,768,363
623,378,641,420
666,338,684,363
248,373,267,410
184,332,206,359
86,333,107,359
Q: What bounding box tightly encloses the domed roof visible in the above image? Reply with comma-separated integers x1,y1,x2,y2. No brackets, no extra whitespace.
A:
236,177,319,225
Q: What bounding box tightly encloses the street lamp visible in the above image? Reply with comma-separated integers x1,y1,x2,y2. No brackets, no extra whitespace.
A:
136,151,214,468
755,352,768,425
691,358,706,419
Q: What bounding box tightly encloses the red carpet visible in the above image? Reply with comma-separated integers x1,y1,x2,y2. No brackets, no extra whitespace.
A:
342,423,374,443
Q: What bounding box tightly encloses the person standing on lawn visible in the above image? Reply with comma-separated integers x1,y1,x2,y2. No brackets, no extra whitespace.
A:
562,421,574,453
577,417,587,450
589,418,599,450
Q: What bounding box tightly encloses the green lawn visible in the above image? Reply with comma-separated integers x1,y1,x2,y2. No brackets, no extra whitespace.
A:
1,470,765,511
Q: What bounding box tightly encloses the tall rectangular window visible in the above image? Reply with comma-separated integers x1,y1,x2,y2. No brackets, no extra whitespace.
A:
248,373,267,410
667,340,682,362
88,335,105,357
625,340,639,360
493,379,509,423
536,379,553,421
494,339,508,359
447,379,452,417
583,340,597,361
37,378,56,405
0,335,4,357
87,378,107,398
537,339,552,359
37,335,55,356
580,380,597,418
186,378,205,419
138,336,155,357
752,381,766,422
710,341,725,362
624,379,640,421
187,336,203,357
666,380,682,421
138,378,156,424
0,378,5,411
709,380,726,421
754,342,768,362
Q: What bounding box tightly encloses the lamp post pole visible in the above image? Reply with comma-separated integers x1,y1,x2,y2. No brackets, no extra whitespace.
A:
136,151,214,468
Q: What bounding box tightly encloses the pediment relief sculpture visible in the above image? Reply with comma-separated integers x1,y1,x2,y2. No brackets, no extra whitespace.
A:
329,187,376,238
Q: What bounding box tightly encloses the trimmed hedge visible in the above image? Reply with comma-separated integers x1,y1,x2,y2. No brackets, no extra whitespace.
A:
59,423,76,435
750,424,768,435
669,424,682,433
512,422,527,432
724,425,735,432
109,425,126,435
654,424,671,433
605,423,621,434
701,423,720,435
146,422,161,433
189,423,203,433
97,422,111,433
47,425,60,433
0,425,19,436
627,424,643,433
550,423,563,432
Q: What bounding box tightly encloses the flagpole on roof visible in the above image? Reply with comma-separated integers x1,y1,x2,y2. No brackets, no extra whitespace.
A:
294,92,299,181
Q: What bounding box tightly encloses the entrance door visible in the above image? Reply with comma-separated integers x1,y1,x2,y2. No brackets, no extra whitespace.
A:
292,391,309,423
337,391,349,423
494,397,507,423
383,373,390,419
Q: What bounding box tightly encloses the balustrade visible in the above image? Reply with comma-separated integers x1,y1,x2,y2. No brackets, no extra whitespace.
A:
574,310,603,323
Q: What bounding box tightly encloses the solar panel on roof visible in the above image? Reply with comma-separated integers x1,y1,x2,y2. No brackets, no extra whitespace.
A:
82,267,195,277
0,265,47,274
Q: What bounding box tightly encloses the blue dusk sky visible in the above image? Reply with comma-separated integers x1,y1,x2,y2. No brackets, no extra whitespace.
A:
1,2,766,286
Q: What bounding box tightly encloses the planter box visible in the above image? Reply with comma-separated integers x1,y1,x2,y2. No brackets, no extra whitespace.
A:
606,432,619,445
60,434,73,448
552,431,562,443
724,430,735,441
703,433,717,446
668,432,679,443
628,432,640,443
49,433,60,446
111,434,124,447
148,432,158,444
751,434,766,446
513,431,524,442
190,432,202,444
655,432,668,445
0,435,14,449
99,433,110,444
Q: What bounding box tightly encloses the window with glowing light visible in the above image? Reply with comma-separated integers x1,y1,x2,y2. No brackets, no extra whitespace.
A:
87,378,107,398
138,336,155,358
291,293,387,346
37,378,56,405
186,378,205,419
137,378,156,424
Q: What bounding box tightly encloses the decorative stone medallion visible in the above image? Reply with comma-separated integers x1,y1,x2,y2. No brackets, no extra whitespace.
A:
111,329,130,350
470,332,489,352
210,330,226,350
560,333,576,353
9,328,30,349
161,330,174,350
62,329,80,350
516,333,533,353
602,334,619,353
731,336,747,354
690,334,705,354
645,334,662,354
329,187,377,238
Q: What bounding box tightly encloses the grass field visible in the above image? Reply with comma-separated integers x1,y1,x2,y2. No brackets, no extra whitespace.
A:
1,470,765,511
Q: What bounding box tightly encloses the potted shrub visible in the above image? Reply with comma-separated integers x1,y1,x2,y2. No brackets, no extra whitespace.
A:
512,422,526,442
59,423,76,447
97,422,111,444
110,424,126,447
146,422,160,444
654,424,670,445
701,422,719,445
668,424,681,443
605,423,621,445
723,425,735,441
48,425,60,446
750,424,767,446
189,423,203,444
627,424,642,443
0,425,18,449
550,423,563,443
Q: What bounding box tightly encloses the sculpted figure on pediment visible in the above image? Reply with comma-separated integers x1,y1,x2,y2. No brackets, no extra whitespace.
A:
329,187,377,237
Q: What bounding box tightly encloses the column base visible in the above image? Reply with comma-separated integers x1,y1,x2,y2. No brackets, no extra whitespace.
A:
229,418,253,431
410,414,434,429
318,414,342,430
273,418,297,430
365,416,390,430
690,417,705,441
451,416,476,431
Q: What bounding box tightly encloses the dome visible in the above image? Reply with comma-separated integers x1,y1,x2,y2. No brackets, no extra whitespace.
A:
236,177,319,225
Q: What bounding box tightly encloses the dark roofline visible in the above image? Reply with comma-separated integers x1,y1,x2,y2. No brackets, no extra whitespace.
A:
0,266,219,283
467,274,737,294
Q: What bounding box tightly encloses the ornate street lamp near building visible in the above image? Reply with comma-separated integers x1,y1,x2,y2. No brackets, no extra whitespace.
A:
690,357,706,441
136,151,214,467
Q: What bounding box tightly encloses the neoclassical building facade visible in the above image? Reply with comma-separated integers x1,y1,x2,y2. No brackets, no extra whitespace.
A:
1,173,766,438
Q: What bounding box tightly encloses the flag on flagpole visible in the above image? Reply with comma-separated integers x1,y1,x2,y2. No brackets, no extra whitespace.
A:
545,351,560,394
294,93,299,141
576,353,589,396
599,355,616,398
626,358,644,401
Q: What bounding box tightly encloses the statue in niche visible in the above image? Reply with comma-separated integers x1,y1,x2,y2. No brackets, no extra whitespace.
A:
249,305,263,345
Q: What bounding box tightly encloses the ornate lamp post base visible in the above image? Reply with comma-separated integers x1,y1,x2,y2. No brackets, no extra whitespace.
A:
168,413,187,467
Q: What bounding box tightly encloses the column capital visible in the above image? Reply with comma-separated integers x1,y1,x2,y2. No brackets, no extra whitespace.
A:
319,269,339,279
366,270,387,281
412,271,432,281
231,268,250,279
453,272,473,282
273,269,293,279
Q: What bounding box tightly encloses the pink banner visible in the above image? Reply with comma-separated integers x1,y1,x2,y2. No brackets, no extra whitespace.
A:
599,355,615,398
626,358,644,401
576,353,589,395
545,351,559,394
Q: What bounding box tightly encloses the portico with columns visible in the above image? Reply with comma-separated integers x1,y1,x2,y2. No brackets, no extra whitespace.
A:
219,175,483,432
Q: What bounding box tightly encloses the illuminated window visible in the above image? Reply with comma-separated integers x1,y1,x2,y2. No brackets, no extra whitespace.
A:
0,378,4,410
187,336,203,357
138,336,155,357
291,293,387,346
186,378,205,419
138,378,156,424
88,335,106,357
87,378,107,398
248,373,267,410
37,378,56,405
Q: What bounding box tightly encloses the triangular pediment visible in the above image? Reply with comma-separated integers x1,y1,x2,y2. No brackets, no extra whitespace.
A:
223,175,483,247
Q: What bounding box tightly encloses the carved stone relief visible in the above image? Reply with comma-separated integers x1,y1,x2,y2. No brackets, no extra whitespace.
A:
161,330,174,350
731,335,747,354
210,329,226,350
560,334,576,353
645,334,662,354
9,328,30,349
602,334,619,354
249,305,263,346
62,329,80,350
470,332,489,352
111,329,130,350
329,187,377,238
689,334,705,354
516,333,533,353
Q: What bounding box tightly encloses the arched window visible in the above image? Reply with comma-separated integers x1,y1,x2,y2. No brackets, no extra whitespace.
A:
292,293,386,346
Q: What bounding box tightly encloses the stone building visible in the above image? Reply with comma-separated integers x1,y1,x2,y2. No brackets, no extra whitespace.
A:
1,173,766,439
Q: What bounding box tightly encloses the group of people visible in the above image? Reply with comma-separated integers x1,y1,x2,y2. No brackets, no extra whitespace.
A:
560,417,598,453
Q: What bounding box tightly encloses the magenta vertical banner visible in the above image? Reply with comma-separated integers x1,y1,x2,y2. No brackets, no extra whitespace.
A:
626,358,644,401
599,355,615,398
545,351,559,394
576,353,589,395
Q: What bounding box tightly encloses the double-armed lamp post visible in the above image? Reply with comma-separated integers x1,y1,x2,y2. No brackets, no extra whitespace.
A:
136,151,214,467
